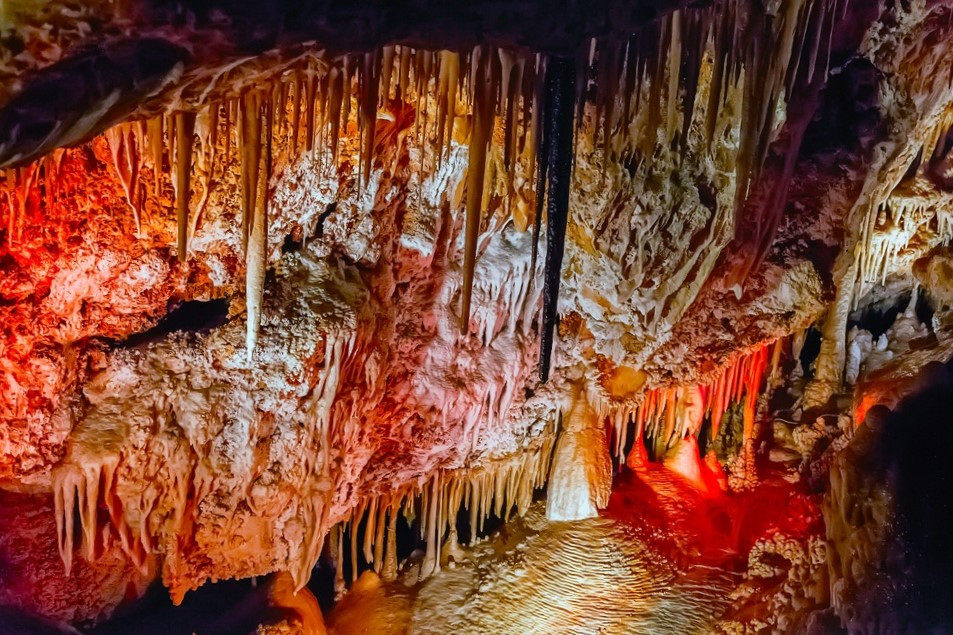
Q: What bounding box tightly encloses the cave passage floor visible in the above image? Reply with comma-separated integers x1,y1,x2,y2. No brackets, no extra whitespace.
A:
328,463,819,635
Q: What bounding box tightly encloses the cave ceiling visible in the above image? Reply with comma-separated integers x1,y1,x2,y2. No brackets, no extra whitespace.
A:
1,0,953,630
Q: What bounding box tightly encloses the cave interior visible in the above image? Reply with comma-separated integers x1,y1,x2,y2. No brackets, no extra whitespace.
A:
2,0,953,633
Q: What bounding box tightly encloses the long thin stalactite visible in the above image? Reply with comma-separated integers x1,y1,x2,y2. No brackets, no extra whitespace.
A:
538,57,576,382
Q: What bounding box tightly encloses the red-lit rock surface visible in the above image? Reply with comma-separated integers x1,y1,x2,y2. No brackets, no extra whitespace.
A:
0,0,951,629
0,490,153,624
321,460,821,634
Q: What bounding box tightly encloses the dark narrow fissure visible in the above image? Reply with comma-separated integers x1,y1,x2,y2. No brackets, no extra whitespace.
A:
114,298,230,349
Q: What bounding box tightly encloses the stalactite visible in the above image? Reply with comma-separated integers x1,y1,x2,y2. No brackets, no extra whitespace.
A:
342,56,355,140
189,103,219,243
348,516,359,583
242,91,271,357
321,430,556,589
173,111,195,261
146,116,164,195
4,170,15,242
610,341,778,468
304,70,318,155
105,123,142,235
4,163,36,244
436,51,460,166
359,50,382,185
52,455,126,576
382,504,398,582
530,55,549,274
333,524,345,596
0,0,846,259
665,11,683,145
460,46,497,334
372,499,386,573
3,18,872,594
538,56,576,382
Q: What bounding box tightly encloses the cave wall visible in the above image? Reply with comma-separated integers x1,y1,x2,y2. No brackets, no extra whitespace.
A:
0,0,952,625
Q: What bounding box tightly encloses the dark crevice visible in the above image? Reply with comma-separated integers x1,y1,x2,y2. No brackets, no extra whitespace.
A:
115,298,230,349
799,326,822,380
87,577,276,635
847,289,933,340
314,202,337,238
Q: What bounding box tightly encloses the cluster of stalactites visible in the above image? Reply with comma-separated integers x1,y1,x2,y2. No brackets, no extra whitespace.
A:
604,341,777,465
50,327,355,591
0,0,846,373
51,453,193,578
858,199,952,293
854,111,953,299
329,432,556,592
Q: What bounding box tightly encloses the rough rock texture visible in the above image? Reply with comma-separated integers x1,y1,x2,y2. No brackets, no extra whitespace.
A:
0,490,154,625
824,362,953,633
0,0,952,627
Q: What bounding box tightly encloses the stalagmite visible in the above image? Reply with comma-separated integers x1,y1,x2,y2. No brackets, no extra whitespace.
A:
267,572,326,635
382,506,398,582
805,260,858,408
538,56,575,381
547,387,611,521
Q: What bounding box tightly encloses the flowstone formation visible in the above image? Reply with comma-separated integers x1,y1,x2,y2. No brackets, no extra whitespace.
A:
0,0,953,632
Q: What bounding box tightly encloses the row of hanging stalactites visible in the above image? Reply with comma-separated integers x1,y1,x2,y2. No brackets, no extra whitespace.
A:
326,428,557,592
854,108,953,303
1,0,849,366
596,339,782,464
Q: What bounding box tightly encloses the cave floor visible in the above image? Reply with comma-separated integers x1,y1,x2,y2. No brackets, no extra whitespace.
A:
327,463,820,635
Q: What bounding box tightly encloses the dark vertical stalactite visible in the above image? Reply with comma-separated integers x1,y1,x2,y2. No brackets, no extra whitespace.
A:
530,58,550,275
361,50,381,186
539,56,575,383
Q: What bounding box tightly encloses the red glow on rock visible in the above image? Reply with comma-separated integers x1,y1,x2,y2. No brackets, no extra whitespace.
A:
606,464,821,570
